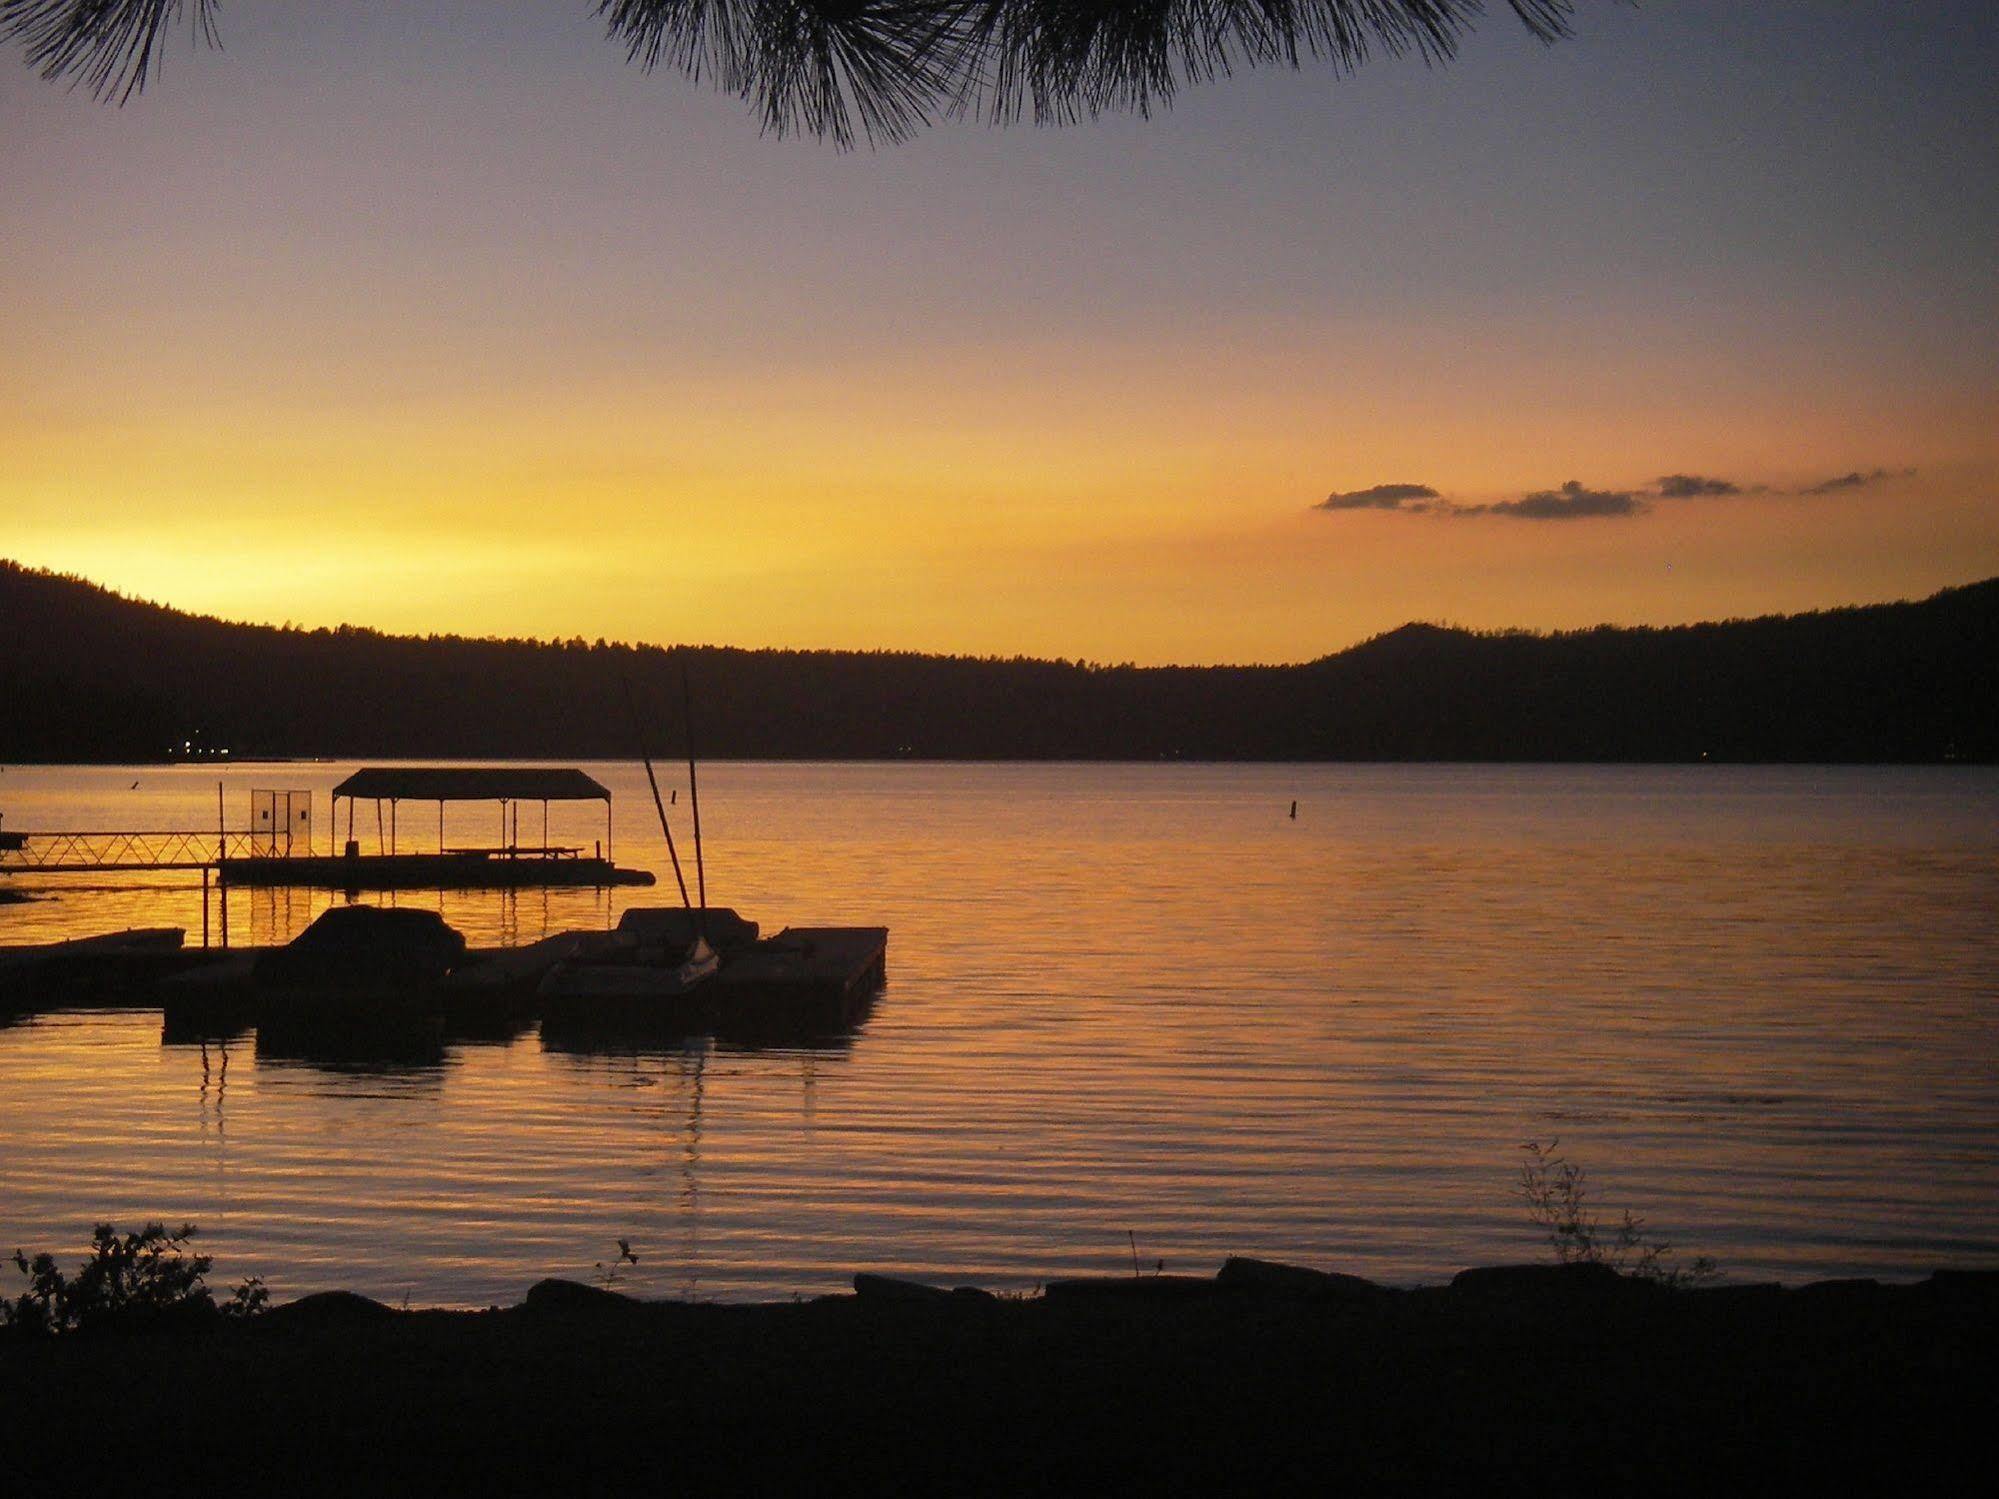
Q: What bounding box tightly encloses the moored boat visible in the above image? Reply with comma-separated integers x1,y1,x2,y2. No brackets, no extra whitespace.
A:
537,907,758,1034
0,927,189,1012
251,906,462,1053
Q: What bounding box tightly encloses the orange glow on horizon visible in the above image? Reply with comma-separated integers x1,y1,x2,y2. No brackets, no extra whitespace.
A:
3,335,1992,663
3,9,1995,664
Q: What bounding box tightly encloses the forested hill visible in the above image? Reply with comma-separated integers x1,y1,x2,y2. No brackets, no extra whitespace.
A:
2,562,1993,763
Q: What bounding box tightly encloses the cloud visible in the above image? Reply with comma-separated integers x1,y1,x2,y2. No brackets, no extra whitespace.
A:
1800,466,1911,495
1475,481,1646,521
1656,473,1740,498
1311,463,1905,522
1317,482,1441,512
1313,478,1644,521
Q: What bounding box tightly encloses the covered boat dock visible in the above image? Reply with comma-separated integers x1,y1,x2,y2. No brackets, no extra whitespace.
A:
219,767,653,891
329,766,617,861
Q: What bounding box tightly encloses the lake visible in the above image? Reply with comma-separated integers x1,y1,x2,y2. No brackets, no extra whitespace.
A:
2,761,1995,1304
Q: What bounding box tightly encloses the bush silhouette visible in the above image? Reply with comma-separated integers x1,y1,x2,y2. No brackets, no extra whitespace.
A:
2,1223,267,1335
1518,1141,1716,1288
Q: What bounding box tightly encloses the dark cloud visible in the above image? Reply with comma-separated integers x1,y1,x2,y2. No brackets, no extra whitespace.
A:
1801,466,1911,495
1313,478,1645,520
1475,481,1646,521
1656,473,1740,498
1317,482,1441,512
1311,464,1891,521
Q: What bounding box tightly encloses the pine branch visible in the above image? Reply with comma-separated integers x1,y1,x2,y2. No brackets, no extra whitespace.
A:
4,1,1583,144
1,0,218,103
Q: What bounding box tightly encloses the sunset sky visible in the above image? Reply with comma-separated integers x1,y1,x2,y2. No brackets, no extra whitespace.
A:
3,1,1994,664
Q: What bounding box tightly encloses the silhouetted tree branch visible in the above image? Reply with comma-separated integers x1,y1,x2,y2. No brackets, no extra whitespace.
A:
3,0,1582,144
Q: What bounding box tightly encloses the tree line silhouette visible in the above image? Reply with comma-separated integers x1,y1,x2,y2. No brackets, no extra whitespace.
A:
2,561,1991,764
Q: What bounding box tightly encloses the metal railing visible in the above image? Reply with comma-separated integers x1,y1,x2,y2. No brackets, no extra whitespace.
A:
0,829,280,873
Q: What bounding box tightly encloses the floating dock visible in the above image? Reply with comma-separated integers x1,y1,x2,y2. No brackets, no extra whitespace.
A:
710,927,888,1033
219,852,654,890
2,920,889,1055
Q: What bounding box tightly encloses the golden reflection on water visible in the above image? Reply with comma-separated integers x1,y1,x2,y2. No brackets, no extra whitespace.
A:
1,762,1996,1304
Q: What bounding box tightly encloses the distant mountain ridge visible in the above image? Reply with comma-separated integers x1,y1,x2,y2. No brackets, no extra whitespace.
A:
1,561,1993,763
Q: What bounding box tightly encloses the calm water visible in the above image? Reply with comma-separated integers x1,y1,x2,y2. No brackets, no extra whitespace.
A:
2,762,1995,1304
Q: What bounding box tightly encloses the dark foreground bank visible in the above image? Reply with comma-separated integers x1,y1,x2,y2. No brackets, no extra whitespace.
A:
4,1260,1992,1494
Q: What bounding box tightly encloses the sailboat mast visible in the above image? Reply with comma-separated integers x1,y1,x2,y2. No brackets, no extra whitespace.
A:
681,653,706,911
622,675,692,910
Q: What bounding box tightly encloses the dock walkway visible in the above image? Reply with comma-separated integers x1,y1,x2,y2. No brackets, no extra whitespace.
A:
1,828,263,873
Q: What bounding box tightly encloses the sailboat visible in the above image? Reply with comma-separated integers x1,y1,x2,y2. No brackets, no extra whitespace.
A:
538,920,719,1001
538,661,737,1023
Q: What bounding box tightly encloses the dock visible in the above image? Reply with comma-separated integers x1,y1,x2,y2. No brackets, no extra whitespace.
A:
219,851,654,890
3,920,889,1054
709,926,888,1035
0,768,656,891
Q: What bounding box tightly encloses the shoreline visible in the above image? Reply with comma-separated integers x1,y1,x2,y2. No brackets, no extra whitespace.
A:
8,755,1999,768
6,1259,1992,1491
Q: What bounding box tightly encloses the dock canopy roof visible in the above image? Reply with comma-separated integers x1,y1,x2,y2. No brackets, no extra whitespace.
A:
330,768,612,803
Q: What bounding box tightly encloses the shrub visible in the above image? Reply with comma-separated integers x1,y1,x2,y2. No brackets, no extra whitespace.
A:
1,1223,267,1335
594,1237,639,1291
1518,1141,1716,1288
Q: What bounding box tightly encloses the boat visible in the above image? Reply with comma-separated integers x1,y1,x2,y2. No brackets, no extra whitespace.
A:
0,927,185,964
537,907,758,1033
250,905,463,1055
540,932,718,999
538,666,734,1036
435,927,621,1037
0,927,189,1012
254,905,466,991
